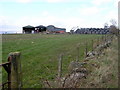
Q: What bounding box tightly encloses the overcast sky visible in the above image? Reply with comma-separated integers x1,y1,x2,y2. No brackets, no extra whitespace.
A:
0,0,118,33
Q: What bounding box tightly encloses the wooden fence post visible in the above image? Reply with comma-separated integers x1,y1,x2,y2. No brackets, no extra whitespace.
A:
101,35,104,44
8,52,22,89
105,34,107,42
7,56,11,89
92,39,94,51
104,35,106,44
76,45,80,62
106,35,107,42
97,38,99,46
85,42,88,57
58,54,63,78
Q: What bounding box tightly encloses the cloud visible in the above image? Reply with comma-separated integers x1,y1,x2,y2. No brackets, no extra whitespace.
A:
108,11,118,21
45,0,83,3
80,7,99,15
103,10,118,26
41,11,49,16
0,16,9,25
0,0,34,3
0,0,115,4
0,0,117,32
17,0,32,3
46,0,64,3
0,17,20,33
0,5,107,33
46,0,91,3
7,12,84,31
15,13,105,31
92,0,112,6
0,0,85,3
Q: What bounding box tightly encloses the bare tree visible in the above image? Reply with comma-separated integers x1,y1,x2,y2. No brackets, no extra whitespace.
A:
108,19,119,35
110,19,117,26
104,22,109,29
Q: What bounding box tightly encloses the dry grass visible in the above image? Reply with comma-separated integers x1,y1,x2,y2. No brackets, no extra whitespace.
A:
78,36,118,88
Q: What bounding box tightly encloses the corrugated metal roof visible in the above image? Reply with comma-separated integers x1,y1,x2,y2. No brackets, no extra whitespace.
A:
35,25,46,28
23,25,34,28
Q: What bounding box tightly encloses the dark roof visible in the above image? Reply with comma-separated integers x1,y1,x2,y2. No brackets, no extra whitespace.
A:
23,25,35,28
47,25,55,28
55,28,66,31
23,25,35,30
35,25,46,28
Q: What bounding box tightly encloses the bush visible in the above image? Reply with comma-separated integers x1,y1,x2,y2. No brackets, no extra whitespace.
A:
109,25,119,35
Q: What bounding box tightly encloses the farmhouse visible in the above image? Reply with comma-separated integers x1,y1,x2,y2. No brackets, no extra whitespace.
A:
23,25,35,34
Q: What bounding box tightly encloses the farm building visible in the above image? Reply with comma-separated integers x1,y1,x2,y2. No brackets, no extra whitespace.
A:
70,30,74,34
46,25,66,34
75,28,110,34
35,25,46,33
23,25,66,34
23,25,35,34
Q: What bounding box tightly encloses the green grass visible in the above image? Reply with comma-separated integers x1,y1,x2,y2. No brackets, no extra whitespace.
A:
2,34,101,88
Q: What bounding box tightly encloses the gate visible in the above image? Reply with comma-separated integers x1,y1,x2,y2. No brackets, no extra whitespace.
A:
0,52,22,89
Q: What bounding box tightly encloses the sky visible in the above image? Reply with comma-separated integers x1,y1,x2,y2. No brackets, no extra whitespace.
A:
0,0,119,33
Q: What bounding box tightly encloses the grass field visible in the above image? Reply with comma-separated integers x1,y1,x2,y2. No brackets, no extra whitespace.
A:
2,34,102,88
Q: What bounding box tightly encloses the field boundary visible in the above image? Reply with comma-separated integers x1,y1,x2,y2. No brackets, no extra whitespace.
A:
2,34,115,88
1,52,22,89
42,34,115,88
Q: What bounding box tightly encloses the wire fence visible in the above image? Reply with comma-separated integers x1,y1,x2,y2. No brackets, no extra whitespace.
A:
1,34,114,88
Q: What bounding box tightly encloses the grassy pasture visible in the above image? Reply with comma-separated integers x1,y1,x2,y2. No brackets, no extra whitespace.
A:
2,34,101,88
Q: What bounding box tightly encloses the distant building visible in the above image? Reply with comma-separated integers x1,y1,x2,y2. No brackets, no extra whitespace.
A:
35,25,46,33
75,28,110,34
70,30,74,34
23,25,35,34
46,25,66,34
23,25,66,34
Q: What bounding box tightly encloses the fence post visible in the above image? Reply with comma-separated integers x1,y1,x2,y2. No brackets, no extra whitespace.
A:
92,39,94,51
8,52,22,89
105,34,107,42
97,38,99,46
76,45,80,62
103,35,106,44
85,42,88,57
101,35,104,44
58,54,63,78
7,56,11,89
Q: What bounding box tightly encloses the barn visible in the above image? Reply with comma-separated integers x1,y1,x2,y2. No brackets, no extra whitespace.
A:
23,25,35,34
35,25,46,33
46,25,66,34
23,25,66,34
